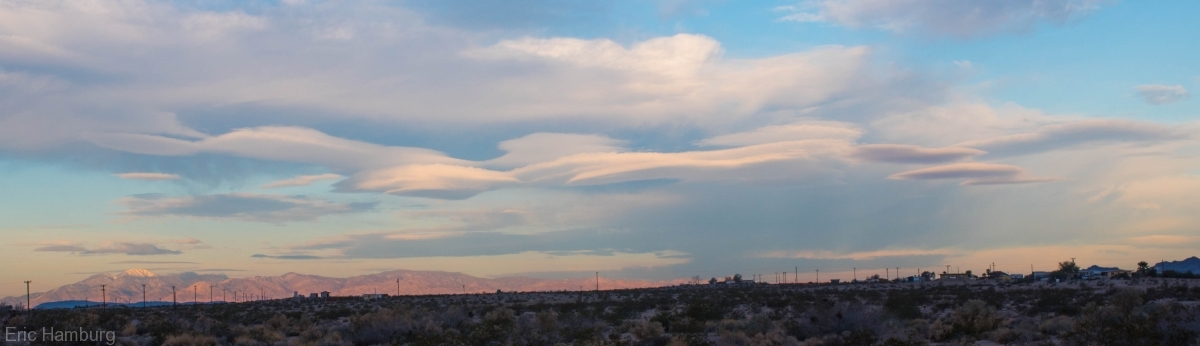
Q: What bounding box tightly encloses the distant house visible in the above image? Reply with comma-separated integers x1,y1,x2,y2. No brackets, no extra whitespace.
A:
320,291,330,298
983,271,1011,281
362,293,386,300
1031,271,1051,280
1010,274,1024,279
829,279,840,284
939,273,970,281
904,275,925,282
1083,265,1131,278
293,292,301,299
309,293,319,299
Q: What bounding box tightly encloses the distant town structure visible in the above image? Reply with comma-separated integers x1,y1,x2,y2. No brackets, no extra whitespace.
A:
1083,265,1132,278
939,273,970,281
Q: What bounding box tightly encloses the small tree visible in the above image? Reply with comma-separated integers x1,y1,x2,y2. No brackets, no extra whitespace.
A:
733,274,743,283
1053,260,1080,280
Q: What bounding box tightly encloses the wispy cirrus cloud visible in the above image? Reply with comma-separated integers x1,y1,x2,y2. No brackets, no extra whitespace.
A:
261,173,343,189
250,254,324,260
36,242,183,255
115,172,181,181
1135,84,1189,105
778,0,1111,38
954,119,1188,157
850,144,984,164
117,193,377,222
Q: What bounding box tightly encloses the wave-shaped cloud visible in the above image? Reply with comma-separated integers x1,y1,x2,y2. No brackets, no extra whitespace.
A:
888,162,1057,185
117,193,376,222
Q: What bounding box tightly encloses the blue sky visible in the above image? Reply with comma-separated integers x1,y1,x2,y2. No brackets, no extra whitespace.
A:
1,0,1198,295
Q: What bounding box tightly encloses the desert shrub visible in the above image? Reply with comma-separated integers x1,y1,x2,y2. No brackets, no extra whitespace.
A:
883,291,926,320
162,333,218,346
932,299,1001,341
878,337,928,346
1064,289,1198,346
1038,315,1074,336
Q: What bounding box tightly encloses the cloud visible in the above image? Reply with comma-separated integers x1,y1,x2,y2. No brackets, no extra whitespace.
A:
339,164,519,199
0,0,881,154
109,260,200,264
286,228,666,259
250,254,324,260
115,172,181,181
850,144,984,164
779,0,1110,38
1135,84,1190,105
37,243,182,255
955,119,1188,157
35,245,88,252
696,121,862,147
261,173,343,189
84,243,183,255
485,133,626,169
117,193,377,222
329,127,855,198
88,126,462,171
888,162,1057,185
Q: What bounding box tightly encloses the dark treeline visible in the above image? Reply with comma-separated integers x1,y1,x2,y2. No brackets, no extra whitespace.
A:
3,279,1200,345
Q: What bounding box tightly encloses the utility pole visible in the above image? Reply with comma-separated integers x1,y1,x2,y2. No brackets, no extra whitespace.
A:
886,268,889,281
101,285,107,309
193,285,197,305
396,279,400,297
462,285,466,294
209,285,214,304
595,272,599,291
815,269,819,284
172,286,176,309
260,287,264,302
853,268,856,282
24,281,31,312
223,288,226,303
142,284,147,308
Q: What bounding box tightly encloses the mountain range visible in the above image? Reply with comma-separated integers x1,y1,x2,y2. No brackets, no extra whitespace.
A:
2,269,684,309
1157,256,1200,274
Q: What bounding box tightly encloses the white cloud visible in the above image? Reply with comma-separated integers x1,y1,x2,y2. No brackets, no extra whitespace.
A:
779,0,1110,38
485,133,626,169
1134,84,1189,105
261,173,342,189
115,172,180,181
340,164,519,199
696,121,862,147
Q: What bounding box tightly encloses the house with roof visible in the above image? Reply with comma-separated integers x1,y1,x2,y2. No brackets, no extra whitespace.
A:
1083,265,1131,279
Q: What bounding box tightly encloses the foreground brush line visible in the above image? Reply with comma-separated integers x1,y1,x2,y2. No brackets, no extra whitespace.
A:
3,279,1199,345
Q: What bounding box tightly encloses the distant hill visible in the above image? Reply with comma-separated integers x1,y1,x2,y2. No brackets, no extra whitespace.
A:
2,269,683,309
1158,256,1200,274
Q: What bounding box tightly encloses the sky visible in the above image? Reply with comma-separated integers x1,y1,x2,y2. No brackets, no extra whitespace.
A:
1,0,1198,296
